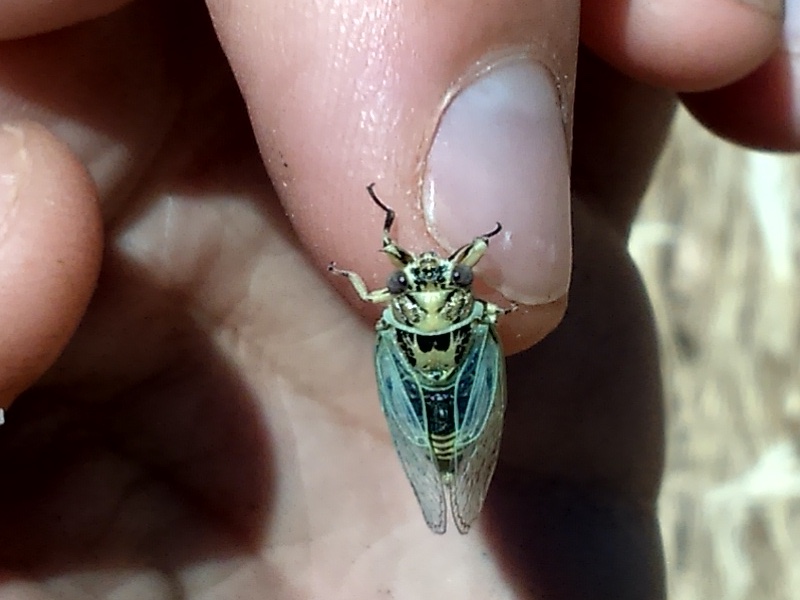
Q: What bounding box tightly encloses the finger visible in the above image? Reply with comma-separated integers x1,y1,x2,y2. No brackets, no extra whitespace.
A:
208,0,578,355
682,2,800,150
0,0,132,40
582,0,784,91
0,123,102,409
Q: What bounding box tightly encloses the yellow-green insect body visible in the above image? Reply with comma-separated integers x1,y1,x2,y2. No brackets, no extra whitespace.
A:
329,184,511,534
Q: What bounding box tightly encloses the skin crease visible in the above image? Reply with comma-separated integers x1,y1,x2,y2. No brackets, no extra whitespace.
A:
0,0,788,598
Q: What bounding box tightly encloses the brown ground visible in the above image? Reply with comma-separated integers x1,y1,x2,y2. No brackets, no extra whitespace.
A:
630,108,800,600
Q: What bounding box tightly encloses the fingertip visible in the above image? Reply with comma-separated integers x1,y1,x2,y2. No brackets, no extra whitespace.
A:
682,5,800,150
306,181,569,358
582,0,783,91
0,122,103,409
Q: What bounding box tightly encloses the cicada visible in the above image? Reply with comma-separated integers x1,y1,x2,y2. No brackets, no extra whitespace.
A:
329,184,512,534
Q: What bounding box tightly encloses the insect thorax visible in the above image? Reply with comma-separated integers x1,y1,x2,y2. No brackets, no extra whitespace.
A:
393,322,473,383
382,302,486,385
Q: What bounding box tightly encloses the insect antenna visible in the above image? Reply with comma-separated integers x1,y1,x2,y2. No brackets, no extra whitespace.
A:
480,222,503,240
367,183,395,235
367,184,414,266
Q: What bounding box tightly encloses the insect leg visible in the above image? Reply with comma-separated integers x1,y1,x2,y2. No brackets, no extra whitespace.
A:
483,301,518,323
328,262,393,304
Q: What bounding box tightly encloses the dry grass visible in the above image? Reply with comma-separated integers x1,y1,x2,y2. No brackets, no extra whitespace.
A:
629,107,800,600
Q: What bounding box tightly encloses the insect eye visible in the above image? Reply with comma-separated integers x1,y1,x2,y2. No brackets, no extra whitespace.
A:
451,264,473,287
387,271,409,294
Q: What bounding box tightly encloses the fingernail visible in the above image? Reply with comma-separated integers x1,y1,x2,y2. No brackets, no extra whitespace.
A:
424,58,571,305
741,0,784,18
0,125,26,224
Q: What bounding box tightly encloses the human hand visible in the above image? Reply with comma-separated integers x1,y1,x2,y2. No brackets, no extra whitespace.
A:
0,0,789,598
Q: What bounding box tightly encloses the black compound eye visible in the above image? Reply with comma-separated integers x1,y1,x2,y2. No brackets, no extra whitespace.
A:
387,270,409,294
451,264,473,287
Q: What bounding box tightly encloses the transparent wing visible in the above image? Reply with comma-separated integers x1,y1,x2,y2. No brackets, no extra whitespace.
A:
450,322,506,534
375,330,447,533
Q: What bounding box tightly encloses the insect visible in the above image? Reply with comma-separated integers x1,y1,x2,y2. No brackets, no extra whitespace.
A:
328,184,512,534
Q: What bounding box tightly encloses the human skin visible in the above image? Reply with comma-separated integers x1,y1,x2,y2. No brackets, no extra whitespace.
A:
0,0,790,598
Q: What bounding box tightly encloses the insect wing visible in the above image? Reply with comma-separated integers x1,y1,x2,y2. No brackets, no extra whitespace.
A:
375,329,448,533
450,322,505,534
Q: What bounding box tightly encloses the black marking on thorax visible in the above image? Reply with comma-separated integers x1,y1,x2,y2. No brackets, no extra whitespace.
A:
394,323,472,371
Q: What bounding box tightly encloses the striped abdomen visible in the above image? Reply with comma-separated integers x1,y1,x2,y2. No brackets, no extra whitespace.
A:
430,430,457,473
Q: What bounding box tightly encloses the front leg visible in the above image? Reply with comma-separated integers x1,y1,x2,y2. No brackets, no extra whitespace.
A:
328,263,393,304
483,300,518,324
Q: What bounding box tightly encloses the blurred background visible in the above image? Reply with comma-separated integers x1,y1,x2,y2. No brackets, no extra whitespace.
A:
629,107,800,600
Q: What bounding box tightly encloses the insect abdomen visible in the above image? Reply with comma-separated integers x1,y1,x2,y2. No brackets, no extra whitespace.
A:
429,431,457,471
424,391,459,473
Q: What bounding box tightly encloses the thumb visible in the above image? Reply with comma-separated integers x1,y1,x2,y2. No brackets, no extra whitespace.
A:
208,0,577,354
